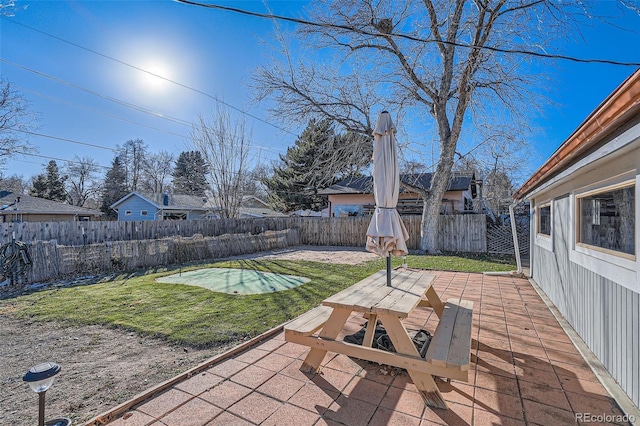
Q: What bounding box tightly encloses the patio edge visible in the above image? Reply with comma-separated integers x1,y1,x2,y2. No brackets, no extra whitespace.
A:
528,277,640,426
82,324,285,426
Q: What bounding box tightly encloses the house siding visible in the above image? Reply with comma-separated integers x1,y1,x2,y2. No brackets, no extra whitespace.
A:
534,236,640,407
529,134,640,409
328,190,468,216
117,197,158,221
0,213,84,223
187,211,206,220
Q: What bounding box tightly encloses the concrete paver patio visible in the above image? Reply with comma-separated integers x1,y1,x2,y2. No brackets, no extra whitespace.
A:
92,271,632,426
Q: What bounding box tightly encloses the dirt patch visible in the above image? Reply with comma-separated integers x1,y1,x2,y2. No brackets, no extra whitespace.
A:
0,246,377,425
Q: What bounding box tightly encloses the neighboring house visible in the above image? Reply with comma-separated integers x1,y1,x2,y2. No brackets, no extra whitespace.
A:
111,192,210,221
111,193,285,221
0,192,101,222
238,196,286,218
291,208,330,217
513,69,640,409
318,173,478,217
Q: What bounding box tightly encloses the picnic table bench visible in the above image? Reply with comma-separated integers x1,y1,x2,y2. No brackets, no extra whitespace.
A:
284,268,474,409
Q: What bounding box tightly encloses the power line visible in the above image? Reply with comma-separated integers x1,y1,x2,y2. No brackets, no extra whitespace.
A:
1,150,111,170
12,129,117,151
1,58,194,128
15,127,283,165
7,158,46,167
3,59,287,158
176,0,640,67
1,16,298,136
15,85,192,140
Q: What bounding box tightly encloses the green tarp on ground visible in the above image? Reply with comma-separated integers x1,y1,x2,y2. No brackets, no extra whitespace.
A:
156,268,310,294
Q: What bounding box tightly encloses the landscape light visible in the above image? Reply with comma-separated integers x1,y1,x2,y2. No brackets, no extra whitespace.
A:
23,362,71,426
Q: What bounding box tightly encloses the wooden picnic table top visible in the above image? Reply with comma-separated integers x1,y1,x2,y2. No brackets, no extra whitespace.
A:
322,268,437,318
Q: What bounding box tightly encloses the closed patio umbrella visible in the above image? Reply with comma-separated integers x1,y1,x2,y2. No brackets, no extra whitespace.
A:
365,111,409,286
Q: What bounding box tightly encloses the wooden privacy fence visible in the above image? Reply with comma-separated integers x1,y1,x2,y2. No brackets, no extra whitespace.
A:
17,229,299,285
0,214,489,292
0,218,295,247
0,215,487,252
296,215,486,252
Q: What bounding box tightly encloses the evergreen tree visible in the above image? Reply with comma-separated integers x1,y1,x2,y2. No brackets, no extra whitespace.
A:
29,174,48,199
263,119,371,212
172,151,209,195
100,156,128,219
29,160,67,202
45,160,67,202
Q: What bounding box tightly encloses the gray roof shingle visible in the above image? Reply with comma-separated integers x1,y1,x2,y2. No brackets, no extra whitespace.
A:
318,173,474,195
0,192,101,215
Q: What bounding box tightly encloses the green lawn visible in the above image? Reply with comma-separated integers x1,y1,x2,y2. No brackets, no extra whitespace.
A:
0,253,514,348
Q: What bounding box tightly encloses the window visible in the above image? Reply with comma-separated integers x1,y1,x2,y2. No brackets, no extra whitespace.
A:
577,182,635,257
535,201,553,252
538,204,551,236
125,210,132,216
141,210,148,216
333,205,363,217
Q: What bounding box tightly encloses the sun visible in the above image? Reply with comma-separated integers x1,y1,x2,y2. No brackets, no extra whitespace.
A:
138,61,172,92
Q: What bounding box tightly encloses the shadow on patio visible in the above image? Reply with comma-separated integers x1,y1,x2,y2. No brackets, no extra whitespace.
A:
88,271,630,426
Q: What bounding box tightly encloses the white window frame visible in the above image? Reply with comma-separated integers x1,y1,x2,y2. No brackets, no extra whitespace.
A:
569,171,638,291
141,210,148,216
575,180,636,260
125,210,132,216
535,200,553,252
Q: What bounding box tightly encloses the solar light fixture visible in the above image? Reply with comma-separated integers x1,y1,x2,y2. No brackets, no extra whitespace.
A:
23,362,71,426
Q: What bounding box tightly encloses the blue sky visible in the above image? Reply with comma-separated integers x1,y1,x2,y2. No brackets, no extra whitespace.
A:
0,0,639,182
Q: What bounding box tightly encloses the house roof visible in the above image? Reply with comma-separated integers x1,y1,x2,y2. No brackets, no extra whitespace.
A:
111,192,210,211
0,192,101,216
240,207,287,218
318,173,475,195
514,68,640,200
239,196,286,217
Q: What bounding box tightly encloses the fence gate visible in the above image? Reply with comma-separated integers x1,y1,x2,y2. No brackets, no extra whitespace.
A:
486,204,530,257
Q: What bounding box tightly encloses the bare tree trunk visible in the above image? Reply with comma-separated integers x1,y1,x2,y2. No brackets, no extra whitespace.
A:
419,132,457,253
190,104,252,219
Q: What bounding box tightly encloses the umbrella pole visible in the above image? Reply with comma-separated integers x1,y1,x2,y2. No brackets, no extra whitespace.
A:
387,256,392,286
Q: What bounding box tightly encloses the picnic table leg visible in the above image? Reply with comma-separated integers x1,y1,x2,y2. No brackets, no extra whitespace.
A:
425,286,445,318
301,308,351,373
378,313,448,409
362,313,378,347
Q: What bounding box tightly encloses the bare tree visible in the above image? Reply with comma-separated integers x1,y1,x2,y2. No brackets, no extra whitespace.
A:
117,139,148,192
189,105,252,218
0,79,37,172
243,163,270,200
0,174,28,194
65,156,102,207
1,1,27,16
252,0,594,253
140,150,175,194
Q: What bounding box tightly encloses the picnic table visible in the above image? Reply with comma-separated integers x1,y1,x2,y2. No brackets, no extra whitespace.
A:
284,268,474,410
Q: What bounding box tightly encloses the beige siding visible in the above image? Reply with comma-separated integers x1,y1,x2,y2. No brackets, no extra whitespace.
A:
329,190,468,216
